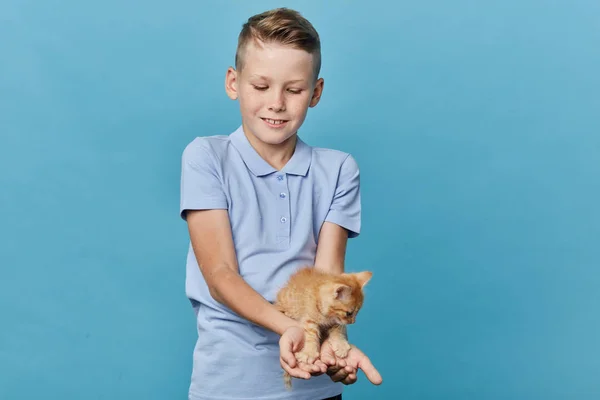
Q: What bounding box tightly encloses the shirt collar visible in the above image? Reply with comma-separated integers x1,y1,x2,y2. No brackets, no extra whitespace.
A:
230,125,312,177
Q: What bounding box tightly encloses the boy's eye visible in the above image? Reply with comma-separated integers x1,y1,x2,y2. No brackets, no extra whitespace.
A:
253,85,268,91
287,88,302,94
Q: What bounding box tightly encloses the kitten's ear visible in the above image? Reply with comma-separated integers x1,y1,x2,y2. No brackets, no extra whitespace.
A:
354,271,373,288
333,284,352,301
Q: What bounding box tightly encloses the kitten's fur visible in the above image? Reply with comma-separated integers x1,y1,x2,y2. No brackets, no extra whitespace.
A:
275,266,373,389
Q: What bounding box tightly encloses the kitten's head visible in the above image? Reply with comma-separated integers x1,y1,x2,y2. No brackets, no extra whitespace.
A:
320,271,373,325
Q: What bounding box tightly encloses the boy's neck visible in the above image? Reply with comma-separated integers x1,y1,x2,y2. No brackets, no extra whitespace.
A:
242,126,297,171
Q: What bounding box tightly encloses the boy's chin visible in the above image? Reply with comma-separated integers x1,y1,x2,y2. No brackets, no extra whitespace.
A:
263,135,296,146
249,126,297,145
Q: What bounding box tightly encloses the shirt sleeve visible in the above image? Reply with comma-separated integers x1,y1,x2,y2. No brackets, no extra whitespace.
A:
324,154,361,238
180,139,228,220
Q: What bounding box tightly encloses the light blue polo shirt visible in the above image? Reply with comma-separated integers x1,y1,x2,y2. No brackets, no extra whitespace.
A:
179,125,361,400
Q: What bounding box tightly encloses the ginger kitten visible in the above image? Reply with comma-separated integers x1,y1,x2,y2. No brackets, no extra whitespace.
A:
275,266,373,389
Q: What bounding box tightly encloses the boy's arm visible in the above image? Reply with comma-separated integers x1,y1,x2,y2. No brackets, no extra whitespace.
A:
186,208,301,336
314,153,361,275
314,221,349,275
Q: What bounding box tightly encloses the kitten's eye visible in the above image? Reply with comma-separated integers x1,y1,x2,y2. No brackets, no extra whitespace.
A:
346,311,354,317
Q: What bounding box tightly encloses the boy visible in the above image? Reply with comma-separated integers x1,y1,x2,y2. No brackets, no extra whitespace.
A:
180,8,382,400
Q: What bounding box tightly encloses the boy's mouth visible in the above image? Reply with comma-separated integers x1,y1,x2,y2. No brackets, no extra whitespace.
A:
261,118,288,127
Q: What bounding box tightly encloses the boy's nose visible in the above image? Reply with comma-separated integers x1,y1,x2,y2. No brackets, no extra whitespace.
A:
268,93,286,112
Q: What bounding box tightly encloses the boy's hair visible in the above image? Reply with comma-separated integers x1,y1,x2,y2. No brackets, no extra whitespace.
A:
235,8,322,79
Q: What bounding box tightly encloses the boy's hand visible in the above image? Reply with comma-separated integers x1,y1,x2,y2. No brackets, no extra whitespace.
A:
279,326,328,379
320,340,383,386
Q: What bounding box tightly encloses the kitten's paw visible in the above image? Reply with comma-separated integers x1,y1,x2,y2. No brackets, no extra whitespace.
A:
296,346,320,365
331,339,352,359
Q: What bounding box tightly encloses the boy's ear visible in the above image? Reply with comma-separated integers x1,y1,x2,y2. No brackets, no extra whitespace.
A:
225,67,238,100
309,77,324,108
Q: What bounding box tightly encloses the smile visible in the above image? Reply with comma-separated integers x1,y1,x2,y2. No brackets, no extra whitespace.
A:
261,118,288,127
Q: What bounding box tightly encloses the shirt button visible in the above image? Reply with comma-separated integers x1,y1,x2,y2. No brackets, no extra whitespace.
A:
280,217,287,223
277,175,284,181
279,193,286,199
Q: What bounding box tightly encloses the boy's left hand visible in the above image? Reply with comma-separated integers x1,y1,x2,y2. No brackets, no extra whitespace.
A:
319,340,383,386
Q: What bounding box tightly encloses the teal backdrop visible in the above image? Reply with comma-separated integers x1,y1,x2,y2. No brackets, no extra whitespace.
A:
1,0,599,399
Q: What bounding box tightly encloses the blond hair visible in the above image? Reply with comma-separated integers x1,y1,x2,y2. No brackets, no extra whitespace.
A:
235,8,321,79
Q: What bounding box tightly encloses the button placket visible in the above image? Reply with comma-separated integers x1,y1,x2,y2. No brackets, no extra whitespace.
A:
276,174,290,246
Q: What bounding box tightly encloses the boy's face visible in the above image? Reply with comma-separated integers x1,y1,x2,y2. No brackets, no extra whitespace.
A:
225,40,323,147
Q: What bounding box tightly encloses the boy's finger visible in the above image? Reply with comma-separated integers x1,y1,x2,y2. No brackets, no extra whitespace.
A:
281,350,296,368
280,357,310,380
326,364,341,376
342,373,357,385
321,354,336,366
357,355,383,385
292,338,303,353
298,361,320,374
279,339,297,368
279,347,296,368
314,360,328,373
329,368,350,383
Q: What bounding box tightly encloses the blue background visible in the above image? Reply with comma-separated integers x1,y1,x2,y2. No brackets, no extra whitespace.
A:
1,0,599,399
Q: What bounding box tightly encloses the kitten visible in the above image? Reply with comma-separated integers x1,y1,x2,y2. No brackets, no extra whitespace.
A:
275,266,373,389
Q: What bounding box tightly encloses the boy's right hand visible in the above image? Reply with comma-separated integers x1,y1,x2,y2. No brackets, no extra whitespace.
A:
279,326,328,380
